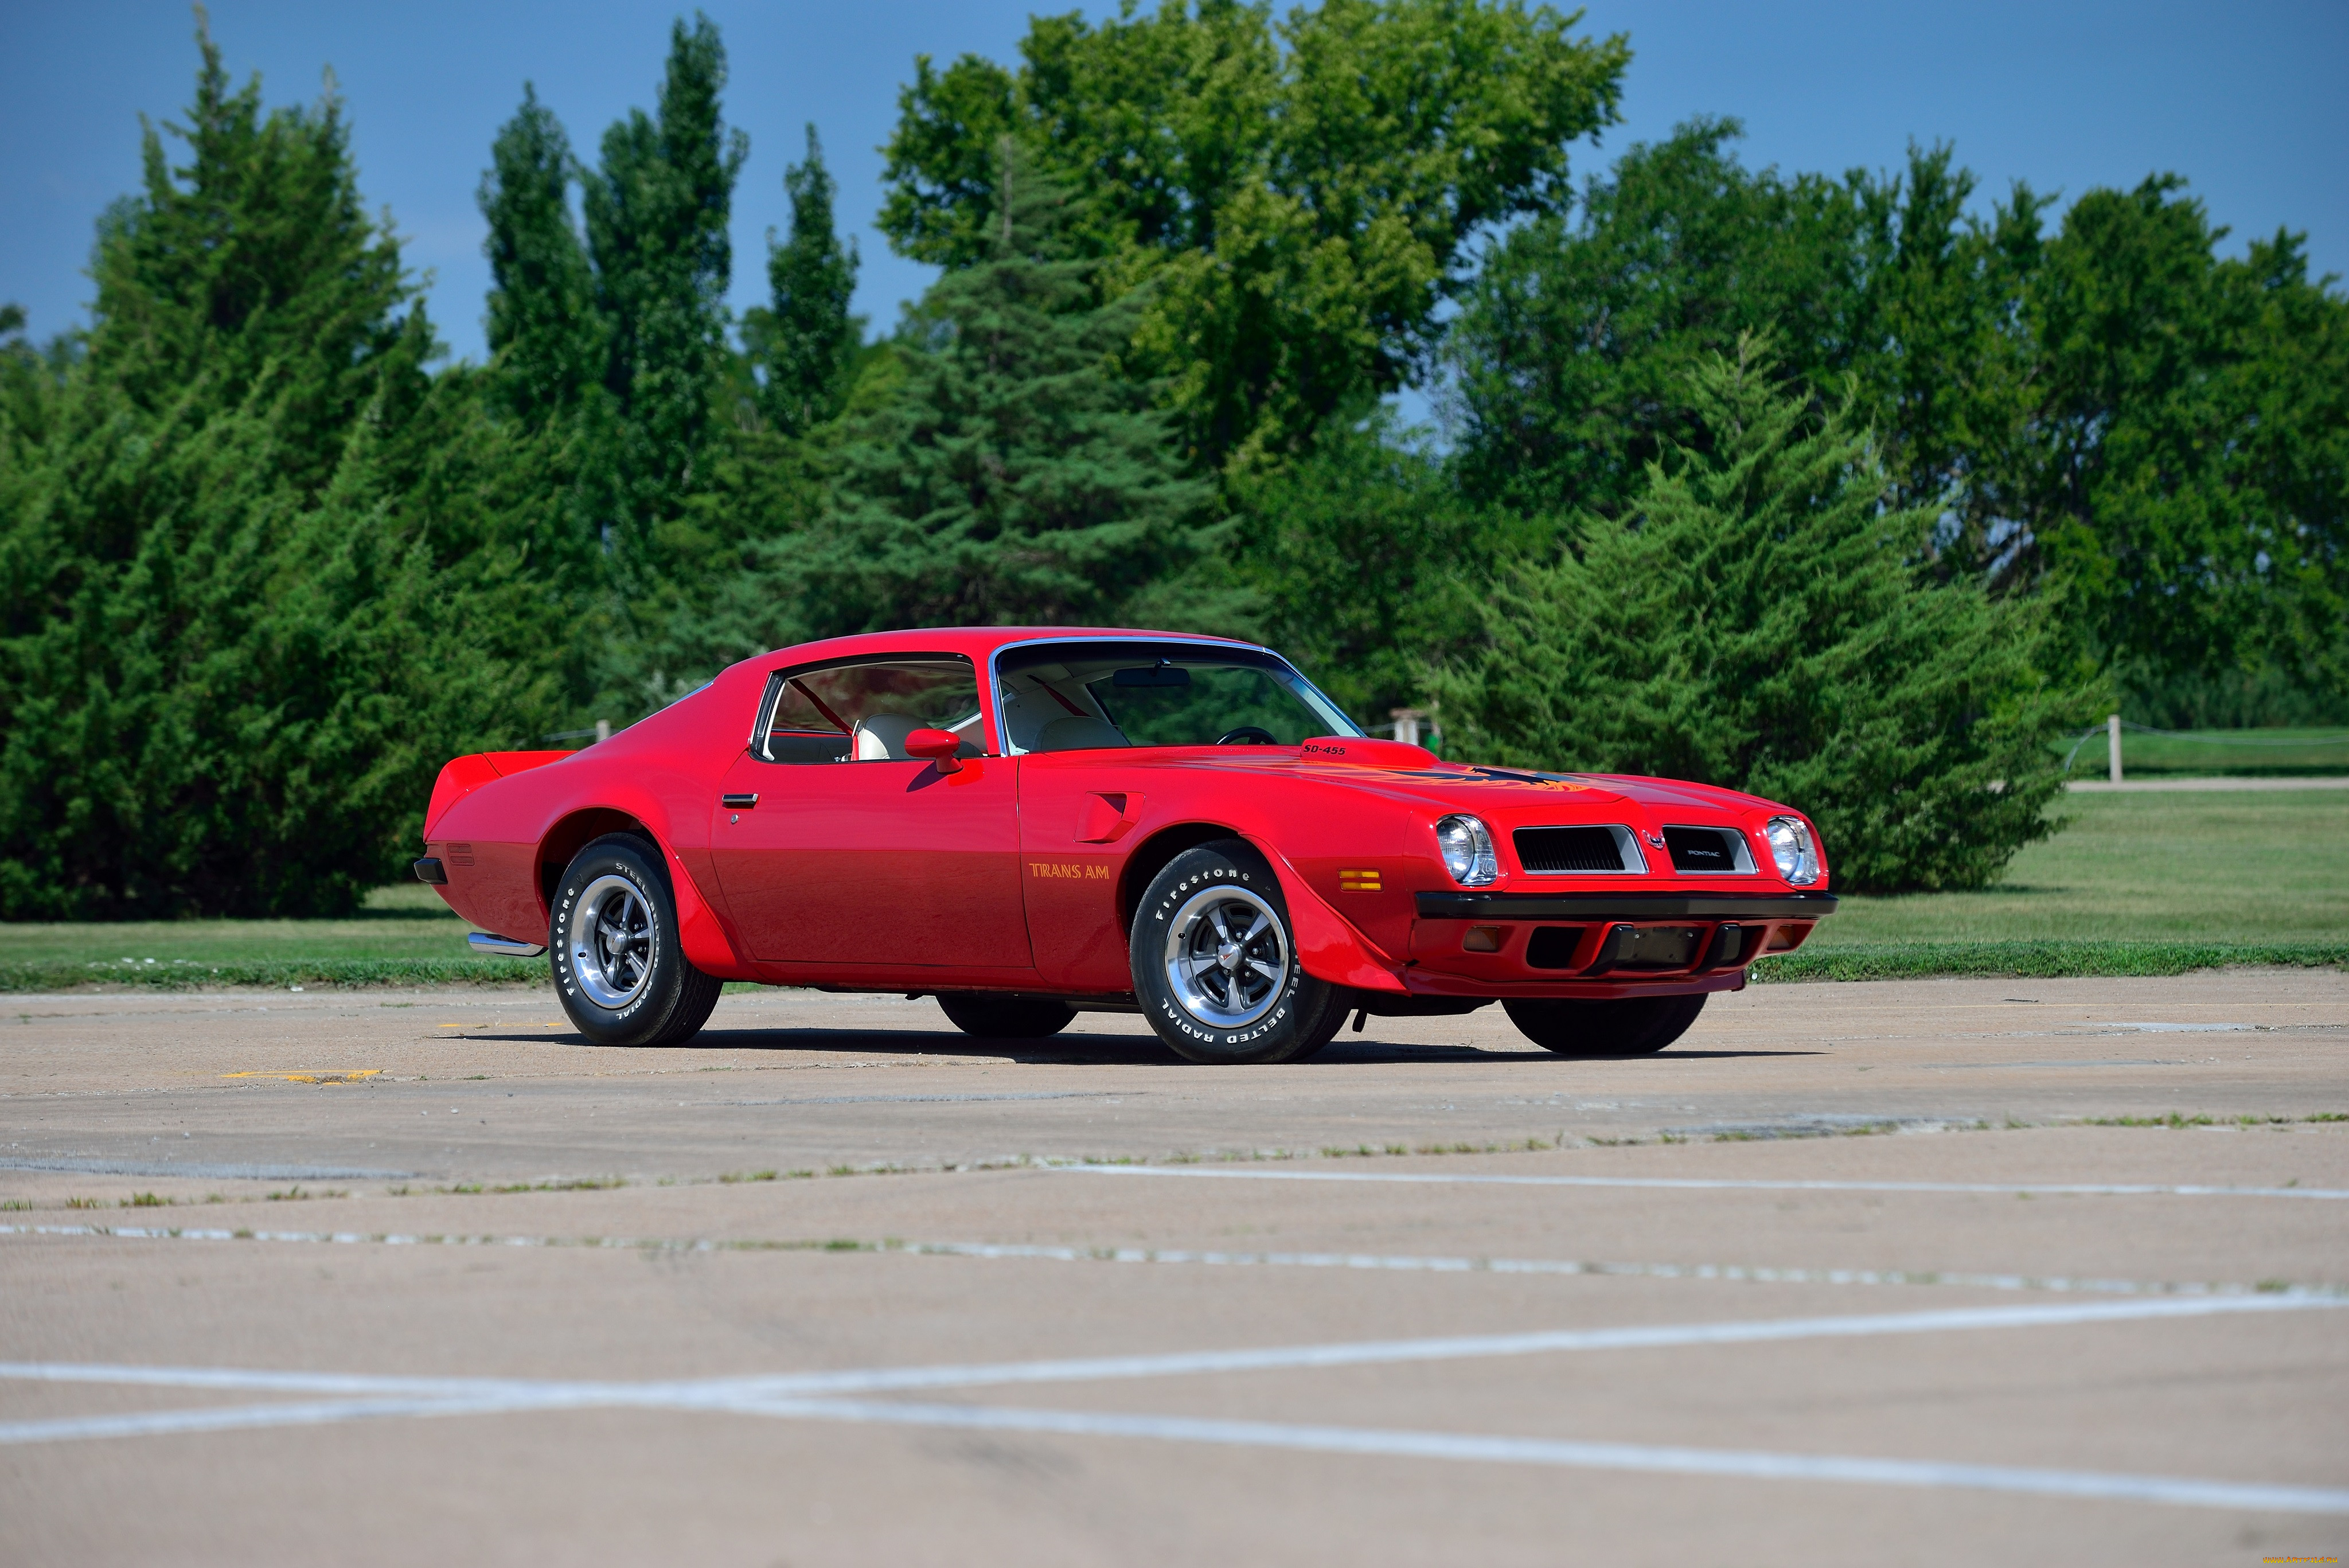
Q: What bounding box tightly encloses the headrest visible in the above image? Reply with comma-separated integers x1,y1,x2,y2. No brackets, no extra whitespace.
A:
1035,716,1129,753
851,712,922,761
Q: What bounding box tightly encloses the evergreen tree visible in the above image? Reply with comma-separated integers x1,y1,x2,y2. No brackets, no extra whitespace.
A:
742,126,863,435
1434,340,2100,894
782,139,1216,636
1230,411,1542,726
0,304,73,450
76,27,415,493
0,21,564,918
479,85,603,428
580,13,747,584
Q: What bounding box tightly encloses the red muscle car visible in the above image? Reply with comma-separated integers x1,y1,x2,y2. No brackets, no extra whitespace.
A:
414,628,1833,1063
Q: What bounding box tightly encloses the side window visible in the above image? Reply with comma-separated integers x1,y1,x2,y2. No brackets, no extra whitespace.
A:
758,658,987,765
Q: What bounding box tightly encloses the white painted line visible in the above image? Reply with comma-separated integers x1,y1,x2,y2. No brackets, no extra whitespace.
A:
5,1291,2336,1414
3,1368,2340,1516
13,1223,2327,1300
693,1294,2341,1398
6,1296,2339,1512
0,1396,539,1445
0,1361,565,1399
744,1397,2349,1515
1061,1164,2349,1200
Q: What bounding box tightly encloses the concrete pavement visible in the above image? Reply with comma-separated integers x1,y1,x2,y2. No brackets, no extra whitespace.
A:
3,971,2344,1565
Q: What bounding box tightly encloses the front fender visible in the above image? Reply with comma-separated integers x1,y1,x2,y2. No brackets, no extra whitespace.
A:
1243,834,1407,995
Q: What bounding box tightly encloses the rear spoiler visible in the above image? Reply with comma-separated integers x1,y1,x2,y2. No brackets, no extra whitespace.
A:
424,751,575,838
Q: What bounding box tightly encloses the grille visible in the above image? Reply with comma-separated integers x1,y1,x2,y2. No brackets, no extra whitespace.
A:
1513,826,1630,873
1663,826,1741,873
1524,926,1586,969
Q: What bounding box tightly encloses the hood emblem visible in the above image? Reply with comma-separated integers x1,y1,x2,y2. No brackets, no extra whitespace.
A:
1644,832,1666,848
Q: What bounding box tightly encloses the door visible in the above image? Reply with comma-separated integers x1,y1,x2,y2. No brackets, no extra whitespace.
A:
708,656,1033,970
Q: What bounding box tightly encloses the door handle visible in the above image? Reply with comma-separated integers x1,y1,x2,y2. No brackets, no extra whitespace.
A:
720,793,759,809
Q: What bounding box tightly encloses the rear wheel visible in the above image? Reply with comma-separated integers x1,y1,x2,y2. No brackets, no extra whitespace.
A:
1503,993,1707,1058
1130,841,1346,1064
936,993,1076,1039
549,834,721,1047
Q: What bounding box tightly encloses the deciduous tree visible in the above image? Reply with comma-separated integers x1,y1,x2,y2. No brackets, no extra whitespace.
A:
881,0,1629,470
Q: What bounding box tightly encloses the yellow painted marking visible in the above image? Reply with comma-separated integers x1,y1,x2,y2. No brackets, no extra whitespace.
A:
220,1070,383,1085
1028,861,1111,881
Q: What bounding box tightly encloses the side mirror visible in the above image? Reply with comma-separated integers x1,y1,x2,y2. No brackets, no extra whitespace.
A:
904,728,965,773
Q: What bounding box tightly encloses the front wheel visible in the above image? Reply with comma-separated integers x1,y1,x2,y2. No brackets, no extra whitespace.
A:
1131,841,1345,1064
550,833,721,1046
1503,993,1707,1058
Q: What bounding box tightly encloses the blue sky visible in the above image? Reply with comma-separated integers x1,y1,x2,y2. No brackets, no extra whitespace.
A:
5,0,2343,364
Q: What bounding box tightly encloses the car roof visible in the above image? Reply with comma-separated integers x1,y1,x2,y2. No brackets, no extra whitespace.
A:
731,626,1268,677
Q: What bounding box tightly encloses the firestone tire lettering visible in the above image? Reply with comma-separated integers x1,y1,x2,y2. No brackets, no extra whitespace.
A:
1131,843,1335,1065
549,834,720,1048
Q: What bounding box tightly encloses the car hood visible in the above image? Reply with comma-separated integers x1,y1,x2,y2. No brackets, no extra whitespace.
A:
1153,748,1796,823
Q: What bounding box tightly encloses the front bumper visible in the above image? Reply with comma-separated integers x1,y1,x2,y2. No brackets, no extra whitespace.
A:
1415,891,1837,922
1405,889,1836,994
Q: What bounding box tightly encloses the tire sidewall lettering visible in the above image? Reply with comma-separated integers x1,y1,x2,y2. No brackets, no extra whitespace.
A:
553,843,673,1041
1138,849,1298,1059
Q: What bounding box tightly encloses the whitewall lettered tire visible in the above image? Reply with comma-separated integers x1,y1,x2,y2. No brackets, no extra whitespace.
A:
549,833,721,1047
1130,841,1345,1064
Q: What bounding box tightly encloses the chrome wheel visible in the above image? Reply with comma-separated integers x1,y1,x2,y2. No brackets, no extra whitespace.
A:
1161,884,1289,1029
568,873,655,1009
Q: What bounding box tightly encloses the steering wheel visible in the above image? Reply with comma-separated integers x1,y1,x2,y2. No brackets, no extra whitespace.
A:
1215,726,1280,746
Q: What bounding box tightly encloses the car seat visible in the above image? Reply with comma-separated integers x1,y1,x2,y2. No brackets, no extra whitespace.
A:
850,713,922,760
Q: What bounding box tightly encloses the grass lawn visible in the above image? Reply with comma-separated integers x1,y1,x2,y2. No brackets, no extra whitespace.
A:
1821,789,2348,946
1757,787,2348,982
2,789,2341,989
2058,724,2349,777
0,882,510,990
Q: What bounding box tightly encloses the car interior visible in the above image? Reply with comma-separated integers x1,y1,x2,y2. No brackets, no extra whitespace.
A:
760,659,990,765
996,643,1357,753
759,645,1358,762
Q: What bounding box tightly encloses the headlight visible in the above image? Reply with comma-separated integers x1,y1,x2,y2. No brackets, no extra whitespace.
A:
1764,816,1820,886
1435,814,1499,886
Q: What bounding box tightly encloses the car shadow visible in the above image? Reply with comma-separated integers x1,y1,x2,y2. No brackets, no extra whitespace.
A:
461,1026,1823,1067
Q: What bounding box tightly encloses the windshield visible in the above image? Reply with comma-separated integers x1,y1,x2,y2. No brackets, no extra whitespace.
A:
994,641,1361,754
